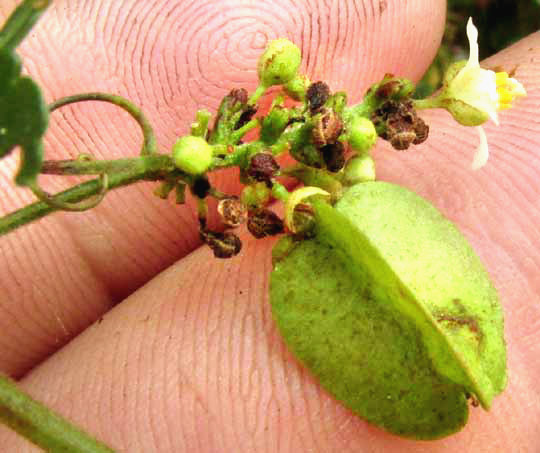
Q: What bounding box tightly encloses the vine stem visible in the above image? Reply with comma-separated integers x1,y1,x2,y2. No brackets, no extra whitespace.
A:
0,375,114,452
0,154,173,236
49,93,158,155
0,0,51,51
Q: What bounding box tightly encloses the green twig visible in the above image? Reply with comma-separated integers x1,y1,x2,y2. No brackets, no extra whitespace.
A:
0,375,114,452
229,118,259,144
40,155,173,176
50,93,158,155
0,154,172,236
0,0,51,52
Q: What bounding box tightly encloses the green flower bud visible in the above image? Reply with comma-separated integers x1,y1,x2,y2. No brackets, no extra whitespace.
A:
284,74,311,101
172,135,213,175
343,155,376,185
346,116,377,154
257,38,301,87
241,182,271,207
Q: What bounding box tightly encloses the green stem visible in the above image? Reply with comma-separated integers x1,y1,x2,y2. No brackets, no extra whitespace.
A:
413,97,442,110
0,0,51,52
0,155,172,236
49,93,158,155
229,118,259,143
40,154,173,175
248,84,267,106
281,165,343,199
0,375,114,452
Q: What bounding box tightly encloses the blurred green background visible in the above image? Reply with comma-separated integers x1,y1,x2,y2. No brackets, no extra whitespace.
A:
415,0,540,97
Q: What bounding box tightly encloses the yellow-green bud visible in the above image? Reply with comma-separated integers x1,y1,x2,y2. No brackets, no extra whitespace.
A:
343,155,376,185
172,135,213,175
346,116,377,154
241,182,271,207
284,74,311,101
257,39,301,87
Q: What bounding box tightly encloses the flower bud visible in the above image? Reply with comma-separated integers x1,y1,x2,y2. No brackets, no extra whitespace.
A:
257,39,302,87
346,116,377,154
284,74,311,101
172,135,213,175
343,155,376,185
375,75,414,100
241,182,271,207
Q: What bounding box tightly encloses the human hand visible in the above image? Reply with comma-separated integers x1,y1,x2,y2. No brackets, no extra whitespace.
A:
0,0,538,451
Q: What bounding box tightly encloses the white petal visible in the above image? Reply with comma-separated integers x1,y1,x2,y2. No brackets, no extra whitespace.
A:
472,126,489,170
508,77,527,97
466,18,480,69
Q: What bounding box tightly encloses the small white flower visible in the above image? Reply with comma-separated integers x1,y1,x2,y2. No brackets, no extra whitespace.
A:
416,18,526,169
451,18,526,170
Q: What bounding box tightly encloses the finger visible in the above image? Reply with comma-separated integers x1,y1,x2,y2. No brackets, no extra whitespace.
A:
2,32,540,452
0,0,446,377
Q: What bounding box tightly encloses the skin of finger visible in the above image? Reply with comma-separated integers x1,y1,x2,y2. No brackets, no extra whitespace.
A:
0,0,446,378
2,33,540,452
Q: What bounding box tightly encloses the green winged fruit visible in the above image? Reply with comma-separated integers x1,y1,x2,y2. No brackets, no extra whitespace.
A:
270,181,506,439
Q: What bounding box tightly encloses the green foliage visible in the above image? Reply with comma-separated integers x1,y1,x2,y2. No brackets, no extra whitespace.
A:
271,182,506,438
0,0,50,186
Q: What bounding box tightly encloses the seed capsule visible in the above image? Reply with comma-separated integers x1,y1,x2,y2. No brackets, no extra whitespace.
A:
307,81,330,113
413,118,429,144
247,153,280,186
200,230,242,259
321,142,345,173
247,209,284,239
312,108,343,147
217,198,248,227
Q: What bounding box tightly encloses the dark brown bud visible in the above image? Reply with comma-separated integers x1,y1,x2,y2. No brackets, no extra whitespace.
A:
217,197,248,227
413,117,429,144
312,108,343,147
390,131,417,151
375,75,414,100
247,209,284,239
372,100,429,151
192,177,211,198
235,105,257,130
321,142,345,172
200,230,242,259
229,88,248,105
307,81,330,112
376,78,400,99
247,153,279,185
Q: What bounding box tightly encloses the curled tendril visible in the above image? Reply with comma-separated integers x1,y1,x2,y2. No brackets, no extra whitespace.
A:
49,92,158,156
29,169,109,212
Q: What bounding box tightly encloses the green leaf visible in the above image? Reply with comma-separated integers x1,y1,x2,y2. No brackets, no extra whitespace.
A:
0,0,52,52
270,181,506,439
0,1,51,186
0,68,49,185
